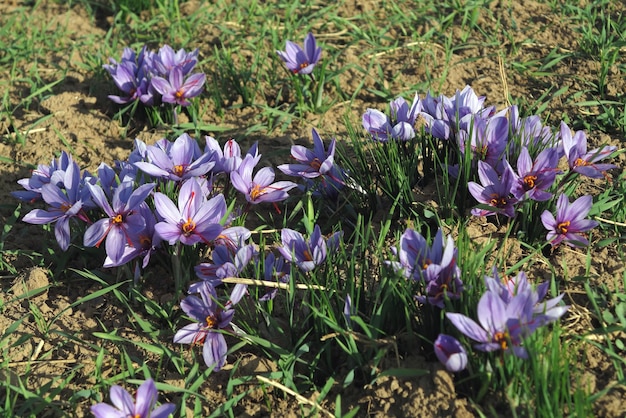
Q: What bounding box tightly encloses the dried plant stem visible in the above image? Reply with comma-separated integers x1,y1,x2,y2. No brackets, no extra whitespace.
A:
256,375,334,417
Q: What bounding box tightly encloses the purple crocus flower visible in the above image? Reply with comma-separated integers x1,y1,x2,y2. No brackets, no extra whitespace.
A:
91,378,175,418
434,334,468,372
103,46,155,105
278,225,342,272
509,147,559,202
151,66,206,106
230,155,297,204
446,289,537,359
278,128,344,185
560,121,616,179
153,44,199,77
22,160,91,251
173,282,247,370
13,151,73,203
193,243,257,289
276,32,322,75
103,203,162,269
458,115,508,169
468,160,518,218
540,193,598,247
134,133,215,182
83,181,155,265
153,178,225,246
484,270,569,323
387,228,449,281
204,137,259,174
362,94,421,142
417,242,464,309
258,252,290,302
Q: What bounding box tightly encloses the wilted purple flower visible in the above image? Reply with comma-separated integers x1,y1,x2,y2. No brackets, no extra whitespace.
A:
446,289,537,359
362,94,421,142
468,160,518,218
509,147,559,201
231,155,297,204
174,282,247,370
434,334,468,372
276,32,322,75
91,378,175,418
278,225,342,272
153,178,225,246
540,193,598,247
134,133,215,182
22,160,91,251
151,66,205,106
560,121,616,179
83,181,155,265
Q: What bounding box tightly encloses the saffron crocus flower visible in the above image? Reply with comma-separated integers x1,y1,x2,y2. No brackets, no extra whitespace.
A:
362,94,422,142
13,151,73,203
540,193,598,247
174,282,247,370
484,270,569,323
103,203,162,269
458,115,508,169
204,137,259,174
153,178,225,246
230,155,297,204
193,243,257,290
509,147,559,201
258,252,290,302
153,44,199,77
276,32,322,75
151,66,206,106
434,334,468,372
134,133,215,182
387,228,450,281
278,128,344,184
468,160,518,218
83,181,155,265
278,225,342,272
560,121,616,179
446,289,537,359
91,378,175,418
22,160,91,251
417,242,464,309
103,46,155,105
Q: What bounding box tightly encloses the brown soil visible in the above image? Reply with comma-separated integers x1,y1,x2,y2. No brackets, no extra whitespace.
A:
1,1,625,417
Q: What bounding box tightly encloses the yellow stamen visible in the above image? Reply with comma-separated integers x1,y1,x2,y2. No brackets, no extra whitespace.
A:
182,218,196,235
557,221,570,234
523,174,537,189
112,214,123,224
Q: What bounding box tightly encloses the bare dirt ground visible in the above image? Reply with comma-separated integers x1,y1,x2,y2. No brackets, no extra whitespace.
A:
1,1,625,416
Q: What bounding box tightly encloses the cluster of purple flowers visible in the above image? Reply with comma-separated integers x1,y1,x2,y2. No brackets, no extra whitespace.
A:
15,130,345,371
14,133,300,270
103,44,205,107
436,270,569,372
363,86,617,247
386,227,464,309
